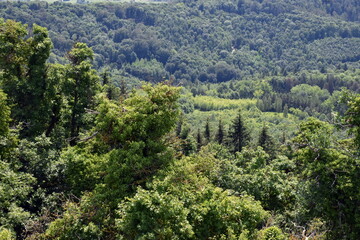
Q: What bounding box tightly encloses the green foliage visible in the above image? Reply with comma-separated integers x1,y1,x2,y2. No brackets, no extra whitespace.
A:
1,4,360,240
0,19,28,80
283,104,288,118
292,118,360,238
216,120,225,144
64,42,100,146
342,93,360,149
258,226,286,240
258,124,275,157
67,42,94,65
0,19,55,137
0,228,15,240
0,160,35,232
96,83,181,201
95,83,180,150
293,117,333,150
117,188,194,239
308,38,360,63
116,150,269,239
0,90,10,136
196,128,203,151
1,0,359,84
204,118,211,143
219,147,298,212
178,93,195,114
41,83,181,239
60,147,106,196
180,133,197,156
193,96,256,111
16,135,63,191
43,201,102,240
125,59,167,83
229,111,250,152
290,84,330,111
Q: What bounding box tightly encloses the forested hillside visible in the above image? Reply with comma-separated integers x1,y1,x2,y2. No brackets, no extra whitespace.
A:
1,0,360,83
0,0,360,239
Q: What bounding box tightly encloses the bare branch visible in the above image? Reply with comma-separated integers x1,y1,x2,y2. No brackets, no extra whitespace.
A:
78,131,99,142
85,108,100,114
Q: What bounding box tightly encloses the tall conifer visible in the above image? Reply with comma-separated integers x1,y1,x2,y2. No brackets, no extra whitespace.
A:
204,118,211,143
197,128,203,151
258,124,275,157
229,111,249,153
216,120,225,144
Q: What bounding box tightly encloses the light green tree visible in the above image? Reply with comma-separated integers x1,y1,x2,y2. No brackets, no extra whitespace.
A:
42,83,181,239
342,94,360,150
116,150,269,239
292,118,360,239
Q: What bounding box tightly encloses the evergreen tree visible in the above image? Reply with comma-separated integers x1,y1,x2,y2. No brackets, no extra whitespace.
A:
181,135,196,156
216,120,225,144
258,124,275,157
101,70,121,101
197,128,203,151
119,78,128,100
229,111,249,153
283,104,289,118
204,118,211,143
281,131,286,144
101,70,112,99
179,125,190,140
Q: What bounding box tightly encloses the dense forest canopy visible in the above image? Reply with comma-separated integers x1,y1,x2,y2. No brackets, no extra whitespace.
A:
0,0,360,239
1,0,359,84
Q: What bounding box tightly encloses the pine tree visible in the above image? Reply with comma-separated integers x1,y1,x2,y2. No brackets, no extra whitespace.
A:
283,104,289,118
197,128,203,151
281,131,286,144
204,118,211,143
229,111,249,153
258,124,275,157
101,71,121,101
181,135,196,156
101,70,113,99
216,120,225,144
119,78,128,100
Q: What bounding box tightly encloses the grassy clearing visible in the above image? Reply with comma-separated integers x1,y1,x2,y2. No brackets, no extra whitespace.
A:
193,96,256,111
